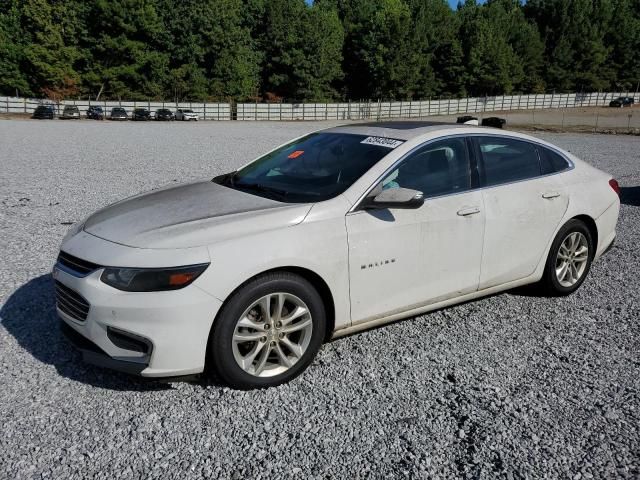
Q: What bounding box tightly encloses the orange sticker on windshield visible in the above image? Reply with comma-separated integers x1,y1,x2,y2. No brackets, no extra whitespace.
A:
288,150,304,159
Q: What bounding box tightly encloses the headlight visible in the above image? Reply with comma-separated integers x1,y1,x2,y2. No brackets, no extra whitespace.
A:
100,264,209,292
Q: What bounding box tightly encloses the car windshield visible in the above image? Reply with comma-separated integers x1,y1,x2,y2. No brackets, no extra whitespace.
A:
216,132,399,203
183,109,193,113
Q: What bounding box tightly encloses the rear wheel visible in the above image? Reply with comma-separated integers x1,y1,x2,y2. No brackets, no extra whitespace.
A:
209,272,326,389
541,219,594,295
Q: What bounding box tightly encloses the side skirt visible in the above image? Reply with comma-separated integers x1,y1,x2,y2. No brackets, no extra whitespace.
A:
331,274,538,339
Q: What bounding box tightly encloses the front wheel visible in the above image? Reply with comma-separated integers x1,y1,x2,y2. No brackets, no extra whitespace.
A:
540,219,594,295
208,272,326,389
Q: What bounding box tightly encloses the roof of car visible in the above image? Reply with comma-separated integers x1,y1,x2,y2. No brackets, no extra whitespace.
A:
323,121,467,140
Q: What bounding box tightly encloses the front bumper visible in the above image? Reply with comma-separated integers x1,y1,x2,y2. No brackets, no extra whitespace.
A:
53,243,222,378
60,320,148,375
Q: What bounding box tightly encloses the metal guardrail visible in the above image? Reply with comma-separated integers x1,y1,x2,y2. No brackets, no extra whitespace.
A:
1,92,638,122
235,93,640,121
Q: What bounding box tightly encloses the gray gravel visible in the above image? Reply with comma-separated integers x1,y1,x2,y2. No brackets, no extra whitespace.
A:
1,119,639,479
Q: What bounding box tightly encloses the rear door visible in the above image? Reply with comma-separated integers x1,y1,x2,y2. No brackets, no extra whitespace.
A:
346,136,485,324
473,136,569,289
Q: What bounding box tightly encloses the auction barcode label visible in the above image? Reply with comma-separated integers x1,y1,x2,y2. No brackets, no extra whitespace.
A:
360,136,404,149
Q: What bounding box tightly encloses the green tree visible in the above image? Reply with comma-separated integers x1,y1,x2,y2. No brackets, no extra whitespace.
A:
20,0,85,99
158,0,261,101
261,0,343,101
338,0,422,99
407,0,465,97
525,0,614,92
604,0,640,92
0,2,31,96
83,0,169,100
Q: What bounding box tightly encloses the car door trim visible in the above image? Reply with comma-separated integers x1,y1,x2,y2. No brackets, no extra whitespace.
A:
349,134,478,214
348,133,574,214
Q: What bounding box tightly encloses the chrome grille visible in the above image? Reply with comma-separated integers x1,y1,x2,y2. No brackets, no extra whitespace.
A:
57,251,101,276
55,281,90,321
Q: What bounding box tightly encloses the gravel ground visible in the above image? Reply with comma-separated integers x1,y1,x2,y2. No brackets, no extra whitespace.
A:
1,120,639,479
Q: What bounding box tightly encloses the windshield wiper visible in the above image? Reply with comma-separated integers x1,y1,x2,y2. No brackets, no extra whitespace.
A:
212,171,237,187
235,182,288,200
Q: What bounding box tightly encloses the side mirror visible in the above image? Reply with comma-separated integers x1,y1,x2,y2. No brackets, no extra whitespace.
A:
362,186,424,210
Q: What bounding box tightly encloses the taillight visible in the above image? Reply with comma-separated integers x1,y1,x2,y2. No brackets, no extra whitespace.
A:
609,179,621,197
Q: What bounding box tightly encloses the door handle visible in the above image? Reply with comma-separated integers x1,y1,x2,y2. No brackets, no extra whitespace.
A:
542,192,561,199
457,206,481,216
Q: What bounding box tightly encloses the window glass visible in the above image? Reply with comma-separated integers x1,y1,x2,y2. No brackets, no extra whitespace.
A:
539,146,570,174
218,133,395,203
381,138,471,198
478,137,541,186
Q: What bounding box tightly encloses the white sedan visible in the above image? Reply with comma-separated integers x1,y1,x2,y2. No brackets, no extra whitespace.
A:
175,109,199,121
54,122,620,389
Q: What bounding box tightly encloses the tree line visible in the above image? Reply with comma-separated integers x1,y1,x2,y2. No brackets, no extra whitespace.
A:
1,0,638,102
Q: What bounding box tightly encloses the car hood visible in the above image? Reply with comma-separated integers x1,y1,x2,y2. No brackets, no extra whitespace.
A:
83,180,313,249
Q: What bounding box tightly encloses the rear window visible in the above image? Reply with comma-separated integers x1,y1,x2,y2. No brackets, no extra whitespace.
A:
478,137,541,187
539,146,570,174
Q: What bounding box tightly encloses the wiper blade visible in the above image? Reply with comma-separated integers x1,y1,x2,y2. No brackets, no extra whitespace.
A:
235,182,288,200
212,171,237,187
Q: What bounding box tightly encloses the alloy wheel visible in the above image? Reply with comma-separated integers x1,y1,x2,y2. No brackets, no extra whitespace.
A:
555,231,589,287
232,293,313,377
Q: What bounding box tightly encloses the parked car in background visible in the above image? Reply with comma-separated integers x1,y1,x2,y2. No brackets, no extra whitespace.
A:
87,106,104,120
176,109,199,121
609,96,635,107
32,105,55,119
481,117,507,128
60,105,81,120
456,115,478,125
55,122,620,389
132,108,152,121
155,109,174,121
109,107,128,121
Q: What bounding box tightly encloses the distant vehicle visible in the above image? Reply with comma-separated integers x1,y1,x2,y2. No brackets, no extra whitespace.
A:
32,105,55,120
60,105,81,120
609,96,635,108
109,107,128,121
132,108,152,121
481,117,507,129
87,106,104,120
176,109,199,121
155,109,174,121
456,115,478,125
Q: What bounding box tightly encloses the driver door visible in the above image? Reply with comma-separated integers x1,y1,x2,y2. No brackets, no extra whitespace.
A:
345,136,485,324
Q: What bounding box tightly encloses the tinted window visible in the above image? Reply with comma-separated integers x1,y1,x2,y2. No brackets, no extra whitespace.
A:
478,137,540,186
539,146,570,174
381,137,471,198
219,133,396,203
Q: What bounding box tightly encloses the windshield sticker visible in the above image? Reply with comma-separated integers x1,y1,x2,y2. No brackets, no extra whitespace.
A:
360,136,404,149
287,150,305,159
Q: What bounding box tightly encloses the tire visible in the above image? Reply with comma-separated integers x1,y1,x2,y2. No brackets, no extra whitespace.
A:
208,272,326,389
540,219,594,296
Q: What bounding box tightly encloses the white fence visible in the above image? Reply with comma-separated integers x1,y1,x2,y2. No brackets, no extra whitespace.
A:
0,97,231,120
0,91,638,121
236,92,639,121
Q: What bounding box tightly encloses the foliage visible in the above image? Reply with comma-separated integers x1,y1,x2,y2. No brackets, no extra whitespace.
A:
1,0,638,101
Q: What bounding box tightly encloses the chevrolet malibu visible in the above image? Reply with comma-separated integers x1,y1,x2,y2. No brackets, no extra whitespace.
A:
55,122,620,389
